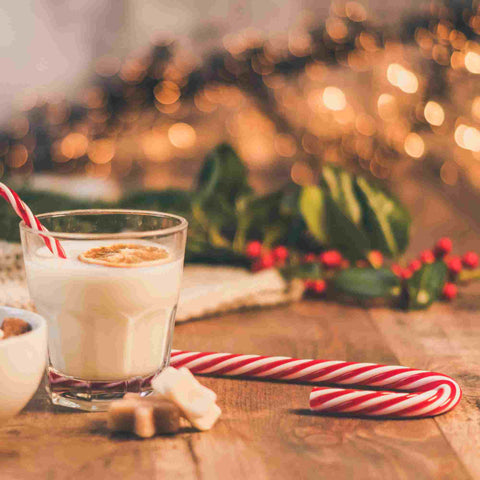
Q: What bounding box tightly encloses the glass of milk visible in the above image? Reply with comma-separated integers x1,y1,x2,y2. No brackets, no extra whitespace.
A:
20,209,187,411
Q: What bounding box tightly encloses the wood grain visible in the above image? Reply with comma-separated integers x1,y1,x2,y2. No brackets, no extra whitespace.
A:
0,301,475,480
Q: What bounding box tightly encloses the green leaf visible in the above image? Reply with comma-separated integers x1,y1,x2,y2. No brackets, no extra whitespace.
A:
299,185,327,244
186,238,250,267
196,143,251,203
324,193,370,261
191,201,231,248
193,144,253,245
281,262,323,281
407,261,447,310
321,165,362,226
233,186,302,250
338,170,362,226
333,267,401,299
355,176,410,258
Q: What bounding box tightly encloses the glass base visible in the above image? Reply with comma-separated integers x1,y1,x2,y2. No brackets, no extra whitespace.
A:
46,367,157,412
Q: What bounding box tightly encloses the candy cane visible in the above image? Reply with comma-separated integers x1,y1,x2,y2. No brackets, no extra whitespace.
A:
170,350,461,418
0,182,66,258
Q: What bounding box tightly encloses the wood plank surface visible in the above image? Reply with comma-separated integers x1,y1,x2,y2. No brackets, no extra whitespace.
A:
0,300,476,480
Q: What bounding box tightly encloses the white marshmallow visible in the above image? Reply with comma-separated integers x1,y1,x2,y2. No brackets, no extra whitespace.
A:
152,366,221,430
188,402,222,431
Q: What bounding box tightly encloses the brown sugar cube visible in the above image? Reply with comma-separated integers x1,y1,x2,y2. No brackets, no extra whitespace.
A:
1,317,31,339
135,396,181,434
107,400,137,433
107,397,181,438
150,399,181,434
134,405,156,438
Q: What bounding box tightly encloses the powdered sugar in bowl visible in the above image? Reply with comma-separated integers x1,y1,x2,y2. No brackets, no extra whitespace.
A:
0,307,47,421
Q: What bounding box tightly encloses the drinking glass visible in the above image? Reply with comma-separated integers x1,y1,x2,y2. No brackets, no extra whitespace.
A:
20,209,187,411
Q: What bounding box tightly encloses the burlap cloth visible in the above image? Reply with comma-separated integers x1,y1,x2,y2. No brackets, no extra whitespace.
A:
0,241,303,322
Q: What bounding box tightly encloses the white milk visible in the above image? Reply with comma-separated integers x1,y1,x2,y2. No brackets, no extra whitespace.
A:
24,241,184,381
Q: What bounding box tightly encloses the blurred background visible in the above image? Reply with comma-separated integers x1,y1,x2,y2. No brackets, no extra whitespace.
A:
0,0,479,228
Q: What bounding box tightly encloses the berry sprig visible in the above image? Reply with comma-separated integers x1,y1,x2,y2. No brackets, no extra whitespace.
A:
245,238,480,309
390,237,479,302
246,241,290,272
302,250,344,296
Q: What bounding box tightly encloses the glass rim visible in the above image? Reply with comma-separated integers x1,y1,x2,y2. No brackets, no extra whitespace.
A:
19,209,188,240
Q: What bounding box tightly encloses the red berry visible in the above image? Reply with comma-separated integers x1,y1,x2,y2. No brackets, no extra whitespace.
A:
272,245,289,262
442,282,457,300
400,268,412,280
355,259,368,268
303,279,315,291
313,279,327,294
446,256,462,275
319,250,343,269
341,259,350,269
419,250,435,264
259,252,275,270
391,263,403,277
367,250,383,268
304,253,317,263
433,237,452,258
246,241,262,258
408,259,422,273
462,251,479,269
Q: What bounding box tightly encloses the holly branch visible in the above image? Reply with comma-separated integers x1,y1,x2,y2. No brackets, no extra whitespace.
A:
1,143,479,310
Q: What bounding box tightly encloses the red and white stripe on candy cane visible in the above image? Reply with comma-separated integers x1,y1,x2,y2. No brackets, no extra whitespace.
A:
0,182,66,258
170,350,461,418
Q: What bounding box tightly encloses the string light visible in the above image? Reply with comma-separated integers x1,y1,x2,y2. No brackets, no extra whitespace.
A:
87,139,115,164
60,133,89,159
387,64,418,93
440,161,458,185
323,87,347,111
424,101,445,126
472,97,480,121
0,1,478,192
455,124,480,152
6,145,28,168
168,123,196,149
404,133,425,158
377,94,397,120
154,81,180,105
291,161,314,185
465,51,480,74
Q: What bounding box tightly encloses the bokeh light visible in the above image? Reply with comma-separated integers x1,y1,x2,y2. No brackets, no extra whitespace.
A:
404,133,425,158
154,81,180,105
424,101,445,126
6,144,28,168
455,124,480,152
465,51,480,74
291,161,314,185
387,64,418,93
61,133,89,159
323,87,347,111
168,123,196,149
87,139,115,164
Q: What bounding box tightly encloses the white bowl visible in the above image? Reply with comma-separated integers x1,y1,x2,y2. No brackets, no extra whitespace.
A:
0,306,47,420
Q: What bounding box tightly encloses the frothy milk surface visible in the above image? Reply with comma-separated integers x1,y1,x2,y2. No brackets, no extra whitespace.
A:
25,241,184,381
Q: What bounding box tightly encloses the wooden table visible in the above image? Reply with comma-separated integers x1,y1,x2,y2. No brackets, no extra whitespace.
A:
1,299,478,480
2,167,480,479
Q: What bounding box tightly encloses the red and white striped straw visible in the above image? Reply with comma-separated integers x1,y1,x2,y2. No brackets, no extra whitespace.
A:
0,182,66,258
170,349,461,418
